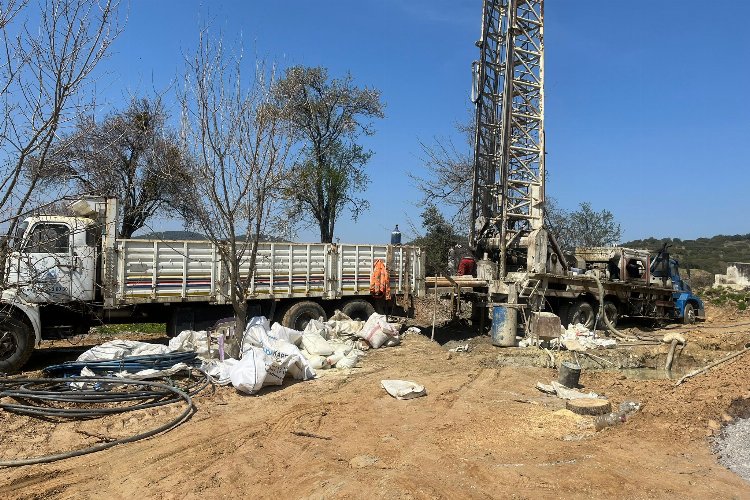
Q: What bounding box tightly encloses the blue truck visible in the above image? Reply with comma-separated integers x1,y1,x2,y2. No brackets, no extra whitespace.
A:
543,245,705,330
651,244,705,324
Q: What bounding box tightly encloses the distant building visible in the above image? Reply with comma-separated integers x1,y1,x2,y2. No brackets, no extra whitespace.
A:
715,263,750,289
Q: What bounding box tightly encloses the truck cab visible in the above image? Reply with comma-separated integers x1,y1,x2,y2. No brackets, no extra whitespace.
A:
667,258,705,323
650,247,705,324
0,198,113,373
6,215,98,304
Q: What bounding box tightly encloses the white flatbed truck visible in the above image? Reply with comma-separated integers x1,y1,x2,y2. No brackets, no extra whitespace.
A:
0,198,424,372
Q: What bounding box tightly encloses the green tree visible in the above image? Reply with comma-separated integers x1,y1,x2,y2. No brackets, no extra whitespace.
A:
409,205,465,276
272,66,384,243
547,200,622,250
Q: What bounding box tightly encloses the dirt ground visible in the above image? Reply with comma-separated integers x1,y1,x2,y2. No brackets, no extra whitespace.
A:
2,305,750,499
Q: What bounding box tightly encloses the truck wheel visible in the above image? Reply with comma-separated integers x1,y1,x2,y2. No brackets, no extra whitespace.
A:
568,300,596,330
0,312,34,374
341,299,375,321
683,303,696,325
602,301,619,329
282,301,327,331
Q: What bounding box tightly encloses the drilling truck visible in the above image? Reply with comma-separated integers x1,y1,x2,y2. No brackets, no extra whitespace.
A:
433,0,704,342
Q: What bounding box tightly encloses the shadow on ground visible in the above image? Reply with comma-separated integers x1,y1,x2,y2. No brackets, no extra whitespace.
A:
425,319,484,345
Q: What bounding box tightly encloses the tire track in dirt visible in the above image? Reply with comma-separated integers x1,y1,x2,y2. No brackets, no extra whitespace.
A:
269,403,328,437
434,367,487,409
4,322,750,498
0,470,63,496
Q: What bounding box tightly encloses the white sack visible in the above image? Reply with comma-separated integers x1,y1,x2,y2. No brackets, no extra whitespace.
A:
325,311,365,339
230,348,268,394
381,380,427,400
168,330,210,356
403,326,422,336
324,340,353,367
77,341,130,362
304,318,331,340
270,323,303,346
301,331,335,356
263,341,315,383
77,340,171,362
241,316,272,353
357,314,400,348
383,335,401,347
113,362,191,381
305,354,326,370
131,343,172,357
336,349,363,369
201,358,239,386
325,351,346,367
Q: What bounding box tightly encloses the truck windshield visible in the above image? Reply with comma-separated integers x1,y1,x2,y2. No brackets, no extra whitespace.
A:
669,261,680,280
23,223,70,254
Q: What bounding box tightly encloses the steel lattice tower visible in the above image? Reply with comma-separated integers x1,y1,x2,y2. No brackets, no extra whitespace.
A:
470,0,545,277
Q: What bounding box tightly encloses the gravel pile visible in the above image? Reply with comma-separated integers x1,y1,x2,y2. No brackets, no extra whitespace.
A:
715,417,750,481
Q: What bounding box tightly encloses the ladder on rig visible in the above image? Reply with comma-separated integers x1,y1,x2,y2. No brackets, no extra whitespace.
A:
518,273,548,341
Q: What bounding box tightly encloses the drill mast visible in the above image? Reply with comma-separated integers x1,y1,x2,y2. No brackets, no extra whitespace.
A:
470,0,545,278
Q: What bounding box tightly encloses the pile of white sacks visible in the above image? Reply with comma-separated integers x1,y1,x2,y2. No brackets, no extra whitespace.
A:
197,311,403,395
550,323,617,351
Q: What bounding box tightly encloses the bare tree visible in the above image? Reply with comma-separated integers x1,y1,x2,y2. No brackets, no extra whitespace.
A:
180,31,293,332
0,0,120,280
35,96,193,237
0,0,26,30
272,66,384,243
411,118,474,226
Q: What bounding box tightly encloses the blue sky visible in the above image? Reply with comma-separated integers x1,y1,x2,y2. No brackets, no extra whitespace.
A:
96,1,750,243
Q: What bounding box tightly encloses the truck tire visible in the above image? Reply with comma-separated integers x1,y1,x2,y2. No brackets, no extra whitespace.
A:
683,303,696,325
282,301,327,331
568,300,596,330
0,312,34,374
341,299,375,321
602,301,619,329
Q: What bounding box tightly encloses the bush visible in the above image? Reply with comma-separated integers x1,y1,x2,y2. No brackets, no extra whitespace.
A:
698,286,750,311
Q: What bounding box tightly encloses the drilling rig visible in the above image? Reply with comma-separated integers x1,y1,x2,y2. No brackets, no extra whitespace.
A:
442,0,704,345
468,0,565,343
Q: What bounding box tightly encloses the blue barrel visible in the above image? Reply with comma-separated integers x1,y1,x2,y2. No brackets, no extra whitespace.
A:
492,305,518,347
